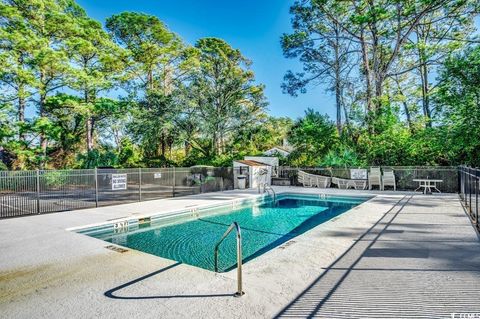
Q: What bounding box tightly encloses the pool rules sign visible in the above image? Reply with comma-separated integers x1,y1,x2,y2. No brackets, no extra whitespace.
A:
111,174,127,190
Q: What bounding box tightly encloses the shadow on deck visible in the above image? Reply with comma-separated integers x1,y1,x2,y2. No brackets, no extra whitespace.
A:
275,195,480,318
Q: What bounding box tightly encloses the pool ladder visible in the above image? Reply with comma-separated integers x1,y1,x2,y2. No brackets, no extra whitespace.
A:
263,183,277,203
214,222,244,297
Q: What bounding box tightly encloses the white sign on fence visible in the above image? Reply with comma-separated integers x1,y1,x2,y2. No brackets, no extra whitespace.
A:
112,174,127,190
154,172,162,179
350,169,368,180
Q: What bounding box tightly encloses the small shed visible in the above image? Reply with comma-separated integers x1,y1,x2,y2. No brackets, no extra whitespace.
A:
233,159,272,189
244,156,279,177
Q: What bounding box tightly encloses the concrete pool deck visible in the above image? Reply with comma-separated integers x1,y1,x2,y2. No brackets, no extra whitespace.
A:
0,187,479,318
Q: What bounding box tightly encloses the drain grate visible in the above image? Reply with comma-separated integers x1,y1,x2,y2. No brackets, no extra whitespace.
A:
105,245,128,253
279,240,296,249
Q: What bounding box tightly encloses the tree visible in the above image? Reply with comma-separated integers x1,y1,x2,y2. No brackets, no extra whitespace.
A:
435,45,480,166
229,116,293,157
67,14,125,151
106,12,195,95
313,0,478,129
42,93,86,167
0,1,38,141
106,12,197,163
282,0,356,133
127,92,180,162
287,109,339,166
0,0,89,165
185,38,268,157
406,1,479,127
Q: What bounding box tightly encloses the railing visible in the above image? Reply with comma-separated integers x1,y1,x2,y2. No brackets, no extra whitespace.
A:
214,222,244,297
1,165,463,218
0,167,245,218
263,184,276,203
459,166,479,230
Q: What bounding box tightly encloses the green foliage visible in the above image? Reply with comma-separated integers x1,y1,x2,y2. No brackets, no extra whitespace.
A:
287,109,339,166
0,0,479,171
42,170,69,188
185,37,268,157
435,46,480,166
320,146,365,168
117,138,142,168
76,149,118,169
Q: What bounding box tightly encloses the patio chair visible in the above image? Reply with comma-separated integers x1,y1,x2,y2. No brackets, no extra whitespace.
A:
368,167,382,190
382,169,396,191
298,170,313,187
313,175,332,188
346,179,368,190
332,177,349,189
299,170,331,188
332,177,367,190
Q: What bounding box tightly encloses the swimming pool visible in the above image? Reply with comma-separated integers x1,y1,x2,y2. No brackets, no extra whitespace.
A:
78,193,370,272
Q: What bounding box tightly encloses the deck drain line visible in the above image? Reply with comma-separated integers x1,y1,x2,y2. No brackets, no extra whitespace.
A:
105,245,128,253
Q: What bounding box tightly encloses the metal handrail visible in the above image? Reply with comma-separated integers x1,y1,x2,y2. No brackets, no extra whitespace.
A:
458,166,479,230
214,222,244,297
263,184,276,202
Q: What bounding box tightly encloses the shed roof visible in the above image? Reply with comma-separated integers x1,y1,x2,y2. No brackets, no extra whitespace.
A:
234,160,269,167
265,146,291,153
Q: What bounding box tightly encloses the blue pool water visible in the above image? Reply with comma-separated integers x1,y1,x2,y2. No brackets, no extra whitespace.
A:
80,194,369,272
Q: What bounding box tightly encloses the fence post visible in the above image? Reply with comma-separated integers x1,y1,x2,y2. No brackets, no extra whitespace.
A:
476,169,479,229
94,167,98,207
36,169,40,214
172,167,176,197
469,168,472,214
138,167,142,202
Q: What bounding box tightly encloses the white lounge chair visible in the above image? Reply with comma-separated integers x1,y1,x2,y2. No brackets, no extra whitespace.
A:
382,169,396,191
368,167,382,190
332,177,367,190
298,170,313,187
332,177,345,189
298,170,331,188
313,175,332,188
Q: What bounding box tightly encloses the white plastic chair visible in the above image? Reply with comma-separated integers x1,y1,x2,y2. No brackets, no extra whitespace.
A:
382,169,396,191
314,175,332,188
368,167,382,190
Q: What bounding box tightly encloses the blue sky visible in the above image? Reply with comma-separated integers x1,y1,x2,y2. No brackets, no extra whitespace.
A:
77,0,333,120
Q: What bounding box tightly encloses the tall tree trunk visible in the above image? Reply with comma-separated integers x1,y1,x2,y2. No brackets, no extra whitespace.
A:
17,85,26,141
360,30,373,113
39,70,48,168
212,131,217,157
84,88,95,152
360,28,375,133
374,74,384,113
184,141,191,156
420,61,431,127
147,68,154,91
415,25,432,128
394,76,413,132
161,131,166,156
335,78,342,134
86,118,94,151
333,21,342,134
17,55,26,141
367,2,383,114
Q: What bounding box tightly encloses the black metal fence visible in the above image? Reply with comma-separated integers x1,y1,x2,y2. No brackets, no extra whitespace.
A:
278,166,459,193
0,167,240,218
459,166,479,230
0,165,465,219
